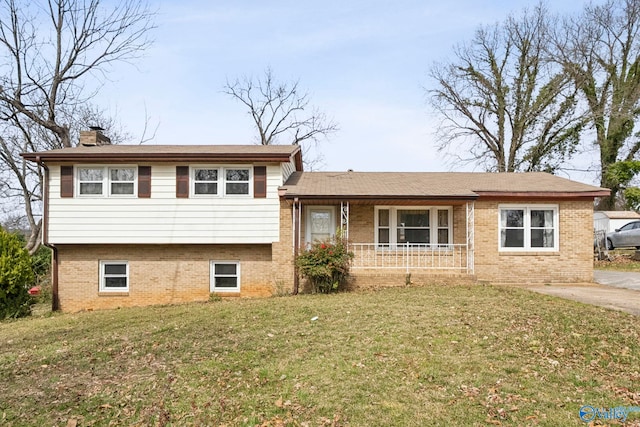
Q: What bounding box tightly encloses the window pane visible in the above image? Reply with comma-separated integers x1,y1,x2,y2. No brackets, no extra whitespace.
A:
531,229,554,248
104,264,127,275
310,211,331,235
79,168,103,181
104,277,127,288
378,228,389,244
438,210,449,227
111,183,134,195
501,229,524,247
226,169,249,181
195,183,217,194
399,229,429,244
195,169,217,181
398,210,429,227
215,277,238,288
226,182,249,194
80,183,103,195
502,210,524,227
531,210,553,227
110,168,135,181
438,229,449,244
378,209,389,227
215,264,237,275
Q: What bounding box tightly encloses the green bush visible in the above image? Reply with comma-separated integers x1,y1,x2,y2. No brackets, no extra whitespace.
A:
0,227,35,319
296,234,354,294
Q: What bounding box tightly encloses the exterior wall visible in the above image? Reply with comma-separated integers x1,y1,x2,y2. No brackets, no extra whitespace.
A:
56,244,274,312
297,200,593,286
473,199,594,283
271,199,296,294
47,163,284,244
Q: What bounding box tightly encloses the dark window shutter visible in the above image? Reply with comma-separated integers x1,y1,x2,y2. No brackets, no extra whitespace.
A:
138,166,151,198
253,166,267,198
60,166,74,198
176,166,189,198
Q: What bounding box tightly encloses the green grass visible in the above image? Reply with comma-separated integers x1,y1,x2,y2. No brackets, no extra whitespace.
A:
1,285,640,426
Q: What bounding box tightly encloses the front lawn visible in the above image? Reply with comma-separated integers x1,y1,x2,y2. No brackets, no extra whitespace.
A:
1,285,639,426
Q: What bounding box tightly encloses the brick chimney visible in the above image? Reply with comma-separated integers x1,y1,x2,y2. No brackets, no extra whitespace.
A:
79,126,111,146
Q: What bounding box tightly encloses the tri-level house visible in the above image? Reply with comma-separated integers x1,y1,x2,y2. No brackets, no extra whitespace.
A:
22,129,610,311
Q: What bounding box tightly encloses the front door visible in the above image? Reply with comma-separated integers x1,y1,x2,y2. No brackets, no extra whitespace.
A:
306,207,336,243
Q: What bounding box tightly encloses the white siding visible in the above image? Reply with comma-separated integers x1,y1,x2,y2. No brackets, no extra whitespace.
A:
47,164,284,244
282,160,296,182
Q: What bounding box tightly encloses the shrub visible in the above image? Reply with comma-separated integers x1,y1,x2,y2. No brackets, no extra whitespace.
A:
296,234,354,294
0,227,35,319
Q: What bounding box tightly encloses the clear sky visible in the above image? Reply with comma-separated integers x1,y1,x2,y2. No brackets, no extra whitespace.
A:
94,0,598,183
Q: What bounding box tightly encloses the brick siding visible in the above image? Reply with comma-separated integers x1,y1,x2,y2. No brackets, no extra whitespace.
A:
473,199,594,283
57,243,277,312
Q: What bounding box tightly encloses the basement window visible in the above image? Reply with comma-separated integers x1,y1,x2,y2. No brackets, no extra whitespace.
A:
99,261,129,292
210,261,240,292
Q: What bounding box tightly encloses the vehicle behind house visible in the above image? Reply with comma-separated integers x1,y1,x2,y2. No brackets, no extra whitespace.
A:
606,220,640,249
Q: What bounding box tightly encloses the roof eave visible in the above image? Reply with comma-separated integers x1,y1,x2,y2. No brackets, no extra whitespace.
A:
281,194,479,201
20,151,298,164
475,190,611,198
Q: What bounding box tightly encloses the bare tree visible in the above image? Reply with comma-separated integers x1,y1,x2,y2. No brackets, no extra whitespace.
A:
429,4,584,173
555,0,640,209
223,68,338,168
0,0,155,253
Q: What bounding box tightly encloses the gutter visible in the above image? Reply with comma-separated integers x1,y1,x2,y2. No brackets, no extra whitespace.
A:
37,158,59,311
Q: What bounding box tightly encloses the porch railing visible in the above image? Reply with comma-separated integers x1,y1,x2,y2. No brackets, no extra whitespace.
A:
349,243,471,273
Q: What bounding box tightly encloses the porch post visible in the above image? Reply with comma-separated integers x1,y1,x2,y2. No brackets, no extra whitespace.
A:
340,201,350,240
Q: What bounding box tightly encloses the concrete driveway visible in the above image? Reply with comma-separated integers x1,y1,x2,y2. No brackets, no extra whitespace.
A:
519,270,640,317
593,270,640,291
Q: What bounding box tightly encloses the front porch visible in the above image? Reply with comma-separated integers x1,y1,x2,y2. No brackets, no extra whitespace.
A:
291,200,476,277
350,243,471,273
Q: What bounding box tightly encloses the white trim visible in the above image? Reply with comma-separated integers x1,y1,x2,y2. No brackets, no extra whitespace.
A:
99,260,129,292
498,204,559,252
374,206,453,246
305,206,336,243
210,261,241,292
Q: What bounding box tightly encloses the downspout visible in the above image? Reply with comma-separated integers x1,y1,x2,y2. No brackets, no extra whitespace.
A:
38,158,59,311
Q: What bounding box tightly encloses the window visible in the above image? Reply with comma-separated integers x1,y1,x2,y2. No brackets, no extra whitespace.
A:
193,168,218,195
189,167,252,196
375,207,452,247
78,166,136,196
225,168,250,195
100,261,129,292
499,205,558,251
397,209,430,243
110,168,135,195
210,261,240,292
78,167,104,195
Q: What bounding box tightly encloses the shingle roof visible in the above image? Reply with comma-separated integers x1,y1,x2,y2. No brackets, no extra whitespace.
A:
21,144,302,168
281,171,609,199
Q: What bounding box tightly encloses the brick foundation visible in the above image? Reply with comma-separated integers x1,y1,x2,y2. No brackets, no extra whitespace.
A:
56,244,282,312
